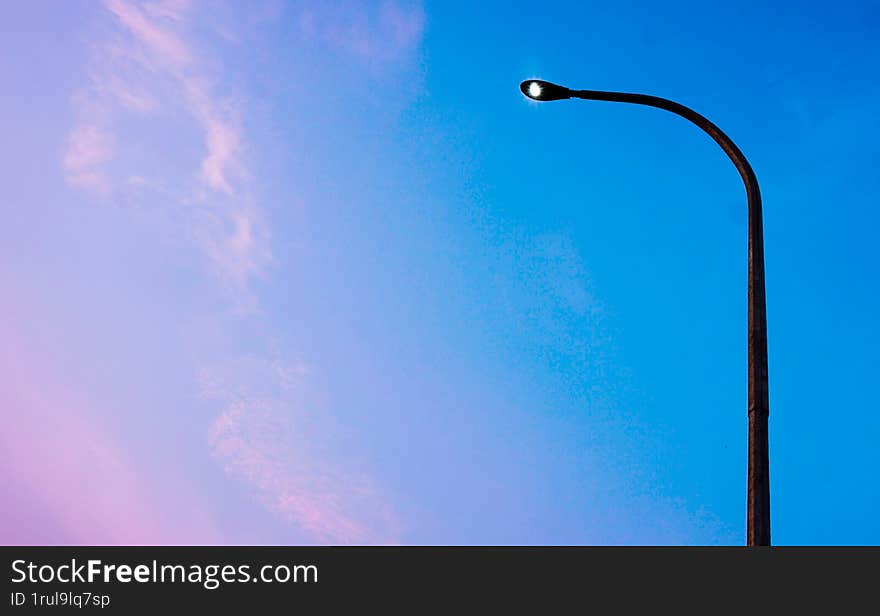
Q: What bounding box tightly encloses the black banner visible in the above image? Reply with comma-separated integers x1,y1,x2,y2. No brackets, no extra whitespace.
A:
2,547,876,612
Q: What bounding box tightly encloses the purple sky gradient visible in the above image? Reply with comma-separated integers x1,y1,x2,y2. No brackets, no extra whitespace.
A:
3,0,427,545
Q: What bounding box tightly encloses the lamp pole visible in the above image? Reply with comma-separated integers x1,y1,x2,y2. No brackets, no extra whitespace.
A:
520,79,770,546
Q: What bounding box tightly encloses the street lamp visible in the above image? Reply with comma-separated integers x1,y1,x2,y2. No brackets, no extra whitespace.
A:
520,79,771,546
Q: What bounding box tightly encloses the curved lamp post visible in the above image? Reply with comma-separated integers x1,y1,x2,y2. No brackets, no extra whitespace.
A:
520,79,770,546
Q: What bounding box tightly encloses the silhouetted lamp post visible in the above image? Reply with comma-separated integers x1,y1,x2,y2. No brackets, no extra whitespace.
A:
520,79,770,546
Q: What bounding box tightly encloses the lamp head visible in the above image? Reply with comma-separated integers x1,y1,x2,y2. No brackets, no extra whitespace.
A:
520,79,571,102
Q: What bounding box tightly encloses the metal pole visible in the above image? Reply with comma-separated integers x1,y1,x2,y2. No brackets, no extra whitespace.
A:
565,89,771,545
520,79,770,545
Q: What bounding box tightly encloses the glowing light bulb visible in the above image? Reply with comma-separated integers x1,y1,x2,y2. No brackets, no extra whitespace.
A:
528,81,542,99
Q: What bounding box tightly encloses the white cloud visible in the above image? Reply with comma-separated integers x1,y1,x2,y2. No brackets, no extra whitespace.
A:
63,125,115,195
200,357,400,544
298,0,425,64
62,1,401,543
64,0,269,297
104,0,193,69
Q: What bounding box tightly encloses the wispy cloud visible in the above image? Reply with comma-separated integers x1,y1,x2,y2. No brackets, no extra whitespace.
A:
104,0,193,68
61,0,403,543
200,356,400,544
104,77,159,113
298,0,425,64
65,0,268,299
63,125,115,195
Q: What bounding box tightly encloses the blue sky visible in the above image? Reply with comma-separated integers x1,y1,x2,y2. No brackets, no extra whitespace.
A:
1,0,878,545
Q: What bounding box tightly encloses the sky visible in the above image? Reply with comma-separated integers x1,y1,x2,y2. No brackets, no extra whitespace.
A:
1,0,878,546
